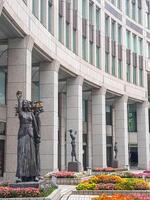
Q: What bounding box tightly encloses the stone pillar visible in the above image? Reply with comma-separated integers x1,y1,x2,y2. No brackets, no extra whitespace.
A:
58,93,66,170
66,76,83,167
5,36,34,179
92,87,107,168
40,61,59,175
115,95,129,168
137,101,149,169
87,97,92,168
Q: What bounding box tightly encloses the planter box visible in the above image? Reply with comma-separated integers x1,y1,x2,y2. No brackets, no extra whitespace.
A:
73,190,150,196
56,178,81,185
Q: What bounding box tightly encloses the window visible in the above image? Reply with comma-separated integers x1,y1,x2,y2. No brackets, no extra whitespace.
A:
133,66,137,84
48,0,53,33
138,6,142,24
138,38,142,55
73,30,77,54
106,105,112,125
82,37,87,60
132,34,137,53
66,23,70,49
40,0,44,24
96,46,100,68
126,30,131,49
96,8,100,30
32,66,40,101
105,52,109,73
127,64,130,82
83,100,88,122
117,0,121,9
147,13,150,29
139,68,143,86
59,16,63,43
111,20,115,41
89,42,93,65
118,60,122,79
0,122,6,177
0,67,6,105
132,1,136,21
112,56,116,76
118,25,122,45
105,15,110,37
128,104,137,132
82,0,86,18
126,0,130,16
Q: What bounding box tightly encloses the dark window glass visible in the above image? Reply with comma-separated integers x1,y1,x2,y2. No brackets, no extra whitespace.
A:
0,67,7,105
0,140,4,177
0,122,6,135
128,104,137,132
106,106,112,125
32,66,40,101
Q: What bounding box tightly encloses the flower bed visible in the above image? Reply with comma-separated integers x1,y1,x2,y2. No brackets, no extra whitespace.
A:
0,186,55,198
92,193,150,200
93,167,126,173
76,174,150,191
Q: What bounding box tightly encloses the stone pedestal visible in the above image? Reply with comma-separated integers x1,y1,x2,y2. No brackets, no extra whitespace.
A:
68,162,81,172
112,159,119,168
9,180,45,189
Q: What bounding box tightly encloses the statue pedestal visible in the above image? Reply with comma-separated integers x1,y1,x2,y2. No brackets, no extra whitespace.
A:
112,159,119,168
68,162,81,172
9,180,46,189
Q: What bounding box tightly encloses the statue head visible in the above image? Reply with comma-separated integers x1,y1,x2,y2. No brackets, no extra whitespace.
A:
22,100,31,112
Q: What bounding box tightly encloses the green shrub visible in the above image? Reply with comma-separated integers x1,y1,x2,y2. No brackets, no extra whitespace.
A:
76,182,96,190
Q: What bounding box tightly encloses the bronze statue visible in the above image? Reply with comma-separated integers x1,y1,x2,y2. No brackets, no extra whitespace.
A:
69,129,78,162
16,91,43,182
114,142,118,160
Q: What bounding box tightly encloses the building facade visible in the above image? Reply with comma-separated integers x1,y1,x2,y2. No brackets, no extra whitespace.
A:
0,0,150,179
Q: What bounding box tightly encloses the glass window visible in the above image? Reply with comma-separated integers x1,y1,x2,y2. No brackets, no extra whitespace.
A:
118,60,122,79
105,15,110,37
0,140,4,177
0,67,6,105
83,100,88,122
118,25,122,45
89,3,93,24
147,13,150,29
127,64,130,82
89,42,93,65
106,105,112,125
139,68,143,86
112,56,116,76
32,66,40,101
126,0,130,16
96,8,100,30
66,23,70,49
40,0,44,24
138,7,142,24
117,0,121,9
82,37,87,60
132,34,137,53
0,122,5,135
133,66,137,84
48,0,53,33
128,104,137,132
82,0,86,18
59,16,63,43
73,30,77,54
132,1,136,21
111,20,115,41
96,46,100,68
126,30,130,49
138,38,142,55
105,52,109,73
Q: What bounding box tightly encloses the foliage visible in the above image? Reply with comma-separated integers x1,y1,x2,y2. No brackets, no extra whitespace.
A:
45,170,76,178
95,183,115,190
115,178,150,190
0,186,55,198
89,175,122,184
76,182,96,190
92,194,135,200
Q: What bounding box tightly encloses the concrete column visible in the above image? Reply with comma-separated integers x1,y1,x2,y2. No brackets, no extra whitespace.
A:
92,86,107,168
115,95,129,168
40,61,59,175
66,76,83,167
87,97,92,168
58,93,66,170
137,101,150,169
5,36,34,179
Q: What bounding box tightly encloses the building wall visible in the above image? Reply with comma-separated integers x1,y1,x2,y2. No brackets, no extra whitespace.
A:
0,0,150,178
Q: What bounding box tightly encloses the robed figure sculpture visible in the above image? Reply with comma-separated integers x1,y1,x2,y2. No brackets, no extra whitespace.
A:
16,91,43,182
